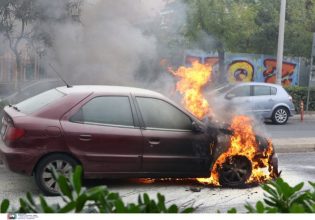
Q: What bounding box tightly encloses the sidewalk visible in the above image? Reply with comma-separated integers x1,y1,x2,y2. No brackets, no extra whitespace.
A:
272,137,315,153
291,111,315,120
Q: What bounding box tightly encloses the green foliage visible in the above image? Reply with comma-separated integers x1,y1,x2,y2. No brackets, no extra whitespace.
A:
227,178,315,213
0,166,194,213
185,0,258,53
284,86,315,112
184,0,315,57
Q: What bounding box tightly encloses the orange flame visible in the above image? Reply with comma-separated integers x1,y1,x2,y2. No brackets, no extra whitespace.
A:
168,61,213,119
197,115,275,186
168,61,276,186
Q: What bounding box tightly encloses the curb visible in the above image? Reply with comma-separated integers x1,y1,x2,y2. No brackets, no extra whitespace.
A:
291,113,315,120
272,138,315,153
274,144,315,153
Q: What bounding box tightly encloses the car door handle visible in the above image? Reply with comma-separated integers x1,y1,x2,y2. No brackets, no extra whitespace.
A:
148,138,160,147
79,134,92,141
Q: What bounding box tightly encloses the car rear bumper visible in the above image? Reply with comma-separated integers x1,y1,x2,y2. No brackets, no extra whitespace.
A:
0,141,38,175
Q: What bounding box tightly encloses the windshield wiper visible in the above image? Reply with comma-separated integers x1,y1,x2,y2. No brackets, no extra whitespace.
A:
9,104,20,112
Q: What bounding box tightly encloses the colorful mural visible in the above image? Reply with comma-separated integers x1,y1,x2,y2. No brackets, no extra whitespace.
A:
225,54,299,86
227,60,254,83
184,52,300,86
263,59,296,86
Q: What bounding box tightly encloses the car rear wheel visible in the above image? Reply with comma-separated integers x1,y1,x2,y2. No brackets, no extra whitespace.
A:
272,107,289,125
218,155,252,187
34,154,78,196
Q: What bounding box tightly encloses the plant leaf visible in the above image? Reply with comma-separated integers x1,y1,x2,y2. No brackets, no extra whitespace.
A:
57,175,73,200
73,166,82,195
39,196,55,213
227,208,237,213
58,201,76,213
0,199,10,213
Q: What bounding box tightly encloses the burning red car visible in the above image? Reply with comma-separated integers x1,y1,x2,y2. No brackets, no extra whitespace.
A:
0,85,278,195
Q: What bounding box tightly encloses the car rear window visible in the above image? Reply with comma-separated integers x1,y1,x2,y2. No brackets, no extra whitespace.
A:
15,89,65,114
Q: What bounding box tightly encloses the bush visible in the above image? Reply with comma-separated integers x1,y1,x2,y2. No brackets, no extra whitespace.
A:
284,86,315,113
0,166,194,213
227,178,315,213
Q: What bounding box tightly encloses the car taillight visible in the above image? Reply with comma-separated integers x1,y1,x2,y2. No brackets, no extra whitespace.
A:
5,127,25,141
289,96,293,102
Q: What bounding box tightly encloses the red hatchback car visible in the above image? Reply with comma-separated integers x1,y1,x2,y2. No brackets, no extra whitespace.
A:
0,86,278,195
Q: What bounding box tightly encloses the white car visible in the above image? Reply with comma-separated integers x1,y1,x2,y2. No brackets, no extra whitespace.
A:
212,82,295,124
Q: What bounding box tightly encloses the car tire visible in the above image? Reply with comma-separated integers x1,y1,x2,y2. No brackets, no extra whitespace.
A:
34,154,79,196
272,107,289,125
218,155,252,187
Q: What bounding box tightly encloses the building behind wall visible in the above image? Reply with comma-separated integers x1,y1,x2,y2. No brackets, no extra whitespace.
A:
0,44,45,96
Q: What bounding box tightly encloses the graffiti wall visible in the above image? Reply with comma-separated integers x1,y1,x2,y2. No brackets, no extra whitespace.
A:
225,53,300,86
184,51,300,86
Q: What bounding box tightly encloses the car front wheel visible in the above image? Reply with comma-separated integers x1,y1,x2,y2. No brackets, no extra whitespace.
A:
218,155,252,187
272,107,289,125
34,154,78,196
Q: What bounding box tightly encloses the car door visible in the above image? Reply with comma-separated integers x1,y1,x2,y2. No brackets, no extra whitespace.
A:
134,96,210,175
60,95,144,174
252,85,276,118
224,84,254,113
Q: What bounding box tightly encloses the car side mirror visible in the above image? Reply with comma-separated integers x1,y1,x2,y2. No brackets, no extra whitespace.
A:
192,121,202,133
225,93,235,100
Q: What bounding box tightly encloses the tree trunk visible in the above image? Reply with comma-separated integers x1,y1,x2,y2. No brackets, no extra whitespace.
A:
13,49,22,91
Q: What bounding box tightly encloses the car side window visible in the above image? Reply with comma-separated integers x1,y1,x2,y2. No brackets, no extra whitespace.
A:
136,97,192,130
227,85,251,97
271,87,277,95
253,85,271,96
70,96,134,127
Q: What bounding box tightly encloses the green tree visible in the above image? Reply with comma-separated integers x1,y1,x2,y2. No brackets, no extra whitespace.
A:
184,0,315,83
184,0,258,83
0,0,37,88
0,0,82,89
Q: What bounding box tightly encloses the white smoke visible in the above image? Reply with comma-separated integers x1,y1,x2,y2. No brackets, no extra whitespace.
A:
39,0,167,86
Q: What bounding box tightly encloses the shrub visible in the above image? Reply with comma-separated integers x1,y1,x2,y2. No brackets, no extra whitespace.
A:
284,86,315,113
227,178,315,213
0,166,194,213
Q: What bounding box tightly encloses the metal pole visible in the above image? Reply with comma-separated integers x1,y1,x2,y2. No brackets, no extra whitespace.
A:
306,56,312,111
276,0,286,85
306,33,315,111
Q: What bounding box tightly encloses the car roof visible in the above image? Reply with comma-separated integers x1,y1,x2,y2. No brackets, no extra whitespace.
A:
56,85,166,98
232,82,283,88
56,85,201,122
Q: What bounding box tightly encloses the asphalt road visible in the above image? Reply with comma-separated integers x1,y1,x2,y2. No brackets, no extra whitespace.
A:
0,152,314,213
264,118,315,139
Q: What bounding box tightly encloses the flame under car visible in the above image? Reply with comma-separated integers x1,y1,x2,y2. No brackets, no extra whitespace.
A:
0,86,278,195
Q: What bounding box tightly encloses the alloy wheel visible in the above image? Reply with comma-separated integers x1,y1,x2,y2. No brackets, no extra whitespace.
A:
218,155,252,187
274,108,288,124
41,160,73,193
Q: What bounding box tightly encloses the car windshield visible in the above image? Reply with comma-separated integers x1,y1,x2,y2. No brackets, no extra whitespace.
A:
15,89,65,114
